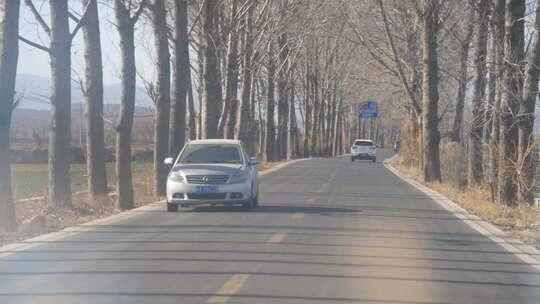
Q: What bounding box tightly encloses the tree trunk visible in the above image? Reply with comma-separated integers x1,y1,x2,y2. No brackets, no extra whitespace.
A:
169,0,188,157
286,83,295,160
489,0,505,194
219,0,239,138
303,99,311,157
114,0,139,210
196,38,204,140
332,99,342,157
468,0,489,186
0,0,20,232
277,33,289,160
187,70,196,140
201,0,220,139
309,75,319,156
517,0,540,204
264,42,276,162
302,65,311,157
83,0,107,197
247,75,257,154
234,5,252,143
498,0,525,206
421,0,442,182
450,29,473,143
150,0,171,196
49,0,72,206
484,31,497,144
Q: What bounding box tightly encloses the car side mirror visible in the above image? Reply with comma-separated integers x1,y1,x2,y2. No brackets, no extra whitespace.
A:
248,157,260,166
164,157,174,166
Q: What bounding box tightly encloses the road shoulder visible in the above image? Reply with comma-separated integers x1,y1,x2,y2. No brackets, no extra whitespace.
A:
383,156,540,271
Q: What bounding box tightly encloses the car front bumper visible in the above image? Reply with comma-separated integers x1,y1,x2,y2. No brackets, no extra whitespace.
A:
166,179,252,206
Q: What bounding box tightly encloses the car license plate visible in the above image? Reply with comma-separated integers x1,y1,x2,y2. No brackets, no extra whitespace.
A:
196,186,219,193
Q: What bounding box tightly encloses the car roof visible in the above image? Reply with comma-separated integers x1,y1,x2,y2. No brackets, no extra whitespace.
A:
187,139,242,145
353,139,374,142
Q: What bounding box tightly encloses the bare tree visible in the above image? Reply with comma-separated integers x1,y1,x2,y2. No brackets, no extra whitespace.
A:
114,0,146,210
169,0,189,157
82,0,108,197
449,16,474,143
277,32,290,159
200,0,221,139
468,0,489,186
498,0,525,205
0,0,20,232
517,0,540,204
149,0,171,196
234,3,253,143
421,0,442,182
219,0,240,139
488,0,505,195
264,41,277,161
19,0,91,206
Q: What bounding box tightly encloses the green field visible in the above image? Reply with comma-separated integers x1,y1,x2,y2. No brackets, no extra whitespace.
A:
11,162,153,200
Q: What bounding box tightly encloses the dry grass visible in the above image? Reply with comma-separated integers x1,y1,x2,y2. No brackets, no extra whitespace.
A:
1,166,162,246
391,155,540,248
257,159,291,171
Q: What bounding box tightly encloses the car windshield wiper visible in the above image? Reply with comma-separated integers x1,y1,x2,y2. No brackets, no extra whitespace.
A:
207,160,241,164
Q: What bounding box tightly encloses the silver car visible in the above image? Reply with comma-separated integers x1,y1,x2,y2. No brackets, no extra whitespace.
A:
164,139,260,211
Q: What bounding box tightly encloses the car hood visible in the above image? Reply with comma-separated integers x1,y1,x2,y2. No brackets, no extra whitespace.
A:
171,163,244,176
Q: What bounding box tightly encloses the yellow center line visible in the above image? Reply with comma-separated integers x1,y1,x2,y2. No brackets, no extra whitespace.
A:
292,212,304,219
268,233,285,244
207,274,251,303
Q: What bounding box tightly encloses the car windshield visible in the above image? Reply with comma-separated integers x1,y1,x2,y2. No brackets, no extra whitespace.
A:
354,141,373,146
178,144,243,164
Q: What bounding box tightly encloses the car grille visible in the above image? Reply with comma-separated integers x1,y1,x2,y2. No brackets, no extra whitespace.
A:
187,193,227,200
186,175,229,184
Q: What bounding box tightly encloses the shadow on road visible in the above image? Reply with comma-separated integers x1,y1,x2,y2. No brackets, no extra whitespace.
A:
0,292,451,304
0,270,538,288
187,204,361,214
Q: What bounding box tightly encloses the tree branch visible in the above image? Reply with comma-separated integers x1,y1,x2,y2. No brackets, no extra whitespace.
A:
131,0,147,23
68,12,81,23
70,0,95,40
377,0,421,115
19,36,51,53
24,0,51,36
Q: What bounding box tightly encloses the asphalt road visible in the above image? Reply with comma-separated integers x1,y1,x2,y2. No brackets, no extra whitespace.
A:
1,150,539,304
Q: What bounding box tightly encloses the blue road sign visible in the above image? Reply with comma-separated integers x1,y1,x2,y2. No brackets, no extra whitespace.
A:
358,101,379,118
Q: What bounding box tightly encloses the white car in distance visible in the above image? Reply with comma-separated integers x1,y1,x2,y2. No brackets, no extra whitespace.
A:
351,139,376,163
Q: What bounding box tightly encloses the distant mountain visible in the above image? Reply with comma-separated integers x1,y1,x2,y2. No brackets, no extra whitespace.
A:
15,74,154,110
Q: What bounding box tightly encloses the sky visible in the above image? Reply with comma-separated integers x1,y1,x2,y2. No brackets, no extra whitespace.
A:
18,1,156,86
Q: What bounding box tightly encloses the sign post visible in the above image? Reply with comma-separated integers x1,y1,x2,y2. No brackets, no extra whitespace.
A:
358,101,379,119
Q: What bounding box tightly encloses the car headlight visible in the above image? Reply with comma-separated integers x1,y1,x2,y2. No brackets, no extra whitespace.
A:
229,168,247,183
168,172,185,183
